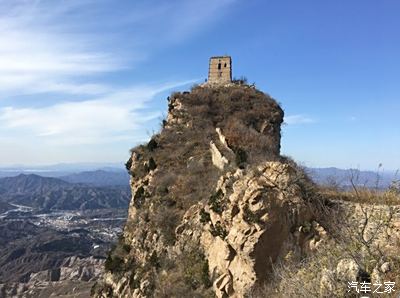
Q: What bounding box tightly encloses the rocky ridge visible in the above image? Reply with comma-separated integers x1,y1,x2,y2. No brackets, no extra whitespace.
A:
92,84,320,297
92,84,400,298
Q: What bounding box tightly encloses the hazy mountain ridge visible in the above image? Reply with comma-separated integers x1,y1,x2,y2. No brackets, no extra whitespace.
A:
1,166,396,188
0,174,130,211
0,174,70,196
60,170,130,186
306,167,397,188
0,163,125,179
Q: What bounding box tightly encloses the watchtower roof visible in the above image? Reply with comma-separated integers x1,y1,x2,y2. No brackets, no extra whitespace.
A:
210,55,231,59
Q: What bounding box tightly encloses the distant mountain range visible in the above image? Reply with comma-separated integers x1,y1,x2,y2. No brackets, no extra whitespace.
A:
306,167,397,189
0,163,400,194
0,174,130,211
0,163,129,186
60,170,129,186
0,162,125,178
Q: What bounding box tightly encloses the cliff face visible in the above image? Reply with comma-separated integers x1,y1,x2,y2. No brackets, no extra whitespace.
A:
92,85,319,297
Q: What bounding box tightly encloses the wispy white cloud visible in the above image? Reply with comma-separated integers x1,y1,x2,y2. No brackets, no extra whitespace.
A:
284,114,316,125
0,0,235,97
0,2,126,97
0,0,236,165
0,81,192,145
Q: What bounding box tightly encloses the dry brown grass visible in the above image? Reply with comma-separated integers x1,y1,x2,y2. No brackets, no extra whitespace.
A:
319,186,400,205
154,244,214,298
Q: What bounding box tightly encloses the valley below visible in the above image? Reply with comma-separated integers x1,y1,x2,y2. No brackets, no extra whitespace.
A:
0,172,130,298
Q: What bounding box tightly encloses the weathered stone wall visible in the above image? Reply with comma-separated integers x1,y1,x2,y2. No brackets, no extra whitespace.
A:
208,56,232,84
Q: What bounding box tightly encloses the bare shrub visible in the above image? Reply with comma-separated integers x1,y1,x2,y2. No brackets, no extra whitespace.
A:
154,244,213,298
151,206,180,245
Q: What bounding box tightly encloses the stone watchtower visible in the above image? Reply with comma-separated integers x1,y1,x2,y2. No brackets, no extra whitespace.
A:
208,56,232,84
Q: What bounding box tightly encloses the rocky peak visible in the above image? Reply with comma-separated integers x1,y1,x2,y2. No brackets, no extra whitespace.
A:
92,84,320,297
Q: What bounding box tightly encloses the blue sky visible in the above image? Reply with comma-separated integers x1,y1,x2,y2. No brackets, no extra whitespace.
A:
0,0,398,171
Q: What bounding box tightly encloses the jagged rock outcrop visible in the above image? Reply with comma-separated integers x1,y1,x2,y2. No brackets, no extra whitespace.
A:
0,256,103,298
92,84,320,297
28,256,104,283
176,161,317,297
210,141,229,170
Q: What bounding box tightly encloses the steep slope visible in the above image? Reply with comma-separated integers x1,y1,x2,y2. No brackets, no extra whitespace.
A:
92,84,321,297
306,167,396,189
